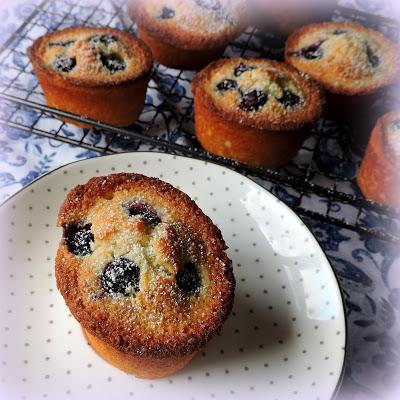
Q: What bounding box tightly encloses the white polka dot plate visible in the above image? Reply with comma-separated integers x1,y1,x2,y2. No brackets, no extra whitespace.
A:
0,152,346,400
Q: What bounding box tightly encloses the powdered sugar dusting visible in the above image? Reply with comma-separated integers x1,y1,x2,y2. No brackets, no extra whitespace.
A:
41,29,146,82
208,58,308,122
140,0,243,36
288,23,398,92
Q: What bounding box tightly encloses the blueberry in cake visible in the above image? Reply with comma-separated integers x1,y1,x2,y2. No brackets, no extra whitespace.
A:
358,109,400,208
63,222,94,256
55,173,235,378
127,0,246,70
28,27,153,127
192,57,325,168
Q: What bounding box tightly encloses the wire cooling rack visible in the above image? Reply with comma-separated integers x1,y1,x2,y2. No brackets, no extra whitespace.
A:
0,0,399,243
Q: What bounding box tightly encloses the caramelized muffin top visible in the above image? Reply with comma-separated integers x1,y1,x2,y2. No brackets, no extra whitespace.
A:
193,57,325,130
285,22,399,95
129,0,246,49
55,173,234,357
382,109,400,162
28,27,152,87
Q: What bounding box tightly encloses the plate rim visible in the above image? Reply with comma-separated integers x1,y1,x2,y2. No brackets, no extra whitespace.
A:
0,151,347,398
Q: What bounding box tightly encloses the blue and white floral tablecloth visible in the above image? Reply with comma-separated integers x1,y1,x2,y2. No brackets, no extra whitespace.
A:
0,1,399,399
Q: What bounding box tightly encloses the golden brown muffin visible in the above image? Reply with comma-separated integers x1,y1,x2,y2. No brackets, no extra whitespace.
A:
251,0,337,37
192,57,325,168
55,173,235,379
28,27,153,128
285,22,399,96
127,0,246,70
357,109,400,208
285,21,400,153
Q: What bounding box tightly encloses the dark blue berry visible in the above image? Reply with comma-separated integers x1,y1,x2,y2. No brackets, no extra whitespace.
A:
125,201,161,226
101,54,126,74
48,40,75,47
176,263,201,293
291,41,324,60
216,79,238,92
159,7,175,19
100,258,140,295
366,45,379,67
278,89,301,108
234,63,254,77
90,34,117,46
195,0,221,11
239,90,268,112
53,55,76,72
63,222,94,256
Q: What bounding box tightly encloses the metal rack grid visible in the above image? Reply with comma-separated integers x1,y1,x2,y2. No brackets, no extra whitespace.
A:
0,0,399,243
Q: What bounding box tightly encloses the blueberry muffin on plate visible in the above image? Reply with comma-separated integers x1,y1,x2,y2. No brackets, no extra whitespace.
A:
127,0,246,70
28,27,153,128
357,109,400,208
285,21,400,152
55,173,235,378
192,57,325,168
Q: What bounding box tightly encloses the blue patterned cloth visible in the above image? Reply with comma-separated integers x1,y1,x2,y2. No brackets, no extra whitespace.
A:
0,1,399,399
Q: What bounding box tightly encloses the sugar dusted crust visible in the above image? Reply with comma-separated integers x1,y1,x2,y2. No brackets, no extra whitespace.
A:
192,57,324,131
128,0,246,50
28,27,153,88
285,21,400,95
56,173,235,358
